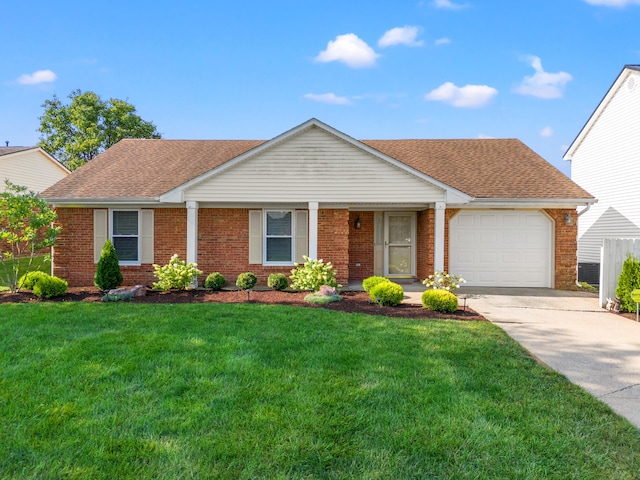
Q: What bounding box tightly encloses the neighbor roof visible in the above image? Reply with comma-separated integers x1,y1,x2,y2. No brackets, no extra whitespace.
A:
42,125,592,202
0,146,37,157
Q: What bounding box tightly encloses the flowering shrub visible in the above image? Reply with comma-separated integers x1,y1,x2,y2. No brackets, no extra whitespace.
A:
422,289,458,313
290,256,340,292
236,272,258,290
369,281,404,307
422,271,466,291
153,254,202,291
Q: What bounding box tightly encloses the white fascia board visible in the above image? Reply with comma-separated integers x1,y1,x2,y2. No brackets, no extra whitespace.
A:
159,118,473,205
564,66,632,161
462,198,597,209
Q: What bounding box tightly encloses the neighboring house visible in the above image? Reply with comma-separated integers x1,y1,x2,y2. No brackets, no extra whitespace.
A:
42,118,594,289
564,65,640,285
0,146,69,193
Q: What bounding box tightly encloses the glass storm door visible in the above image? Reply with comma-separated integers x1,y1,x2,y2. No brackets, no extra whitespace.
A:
384,212,415,277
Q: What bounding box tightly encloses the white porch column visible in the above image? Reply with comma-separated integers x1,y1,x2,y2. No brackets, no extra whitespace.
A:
308,202,319,259
186,201,199,283
434,202,445,272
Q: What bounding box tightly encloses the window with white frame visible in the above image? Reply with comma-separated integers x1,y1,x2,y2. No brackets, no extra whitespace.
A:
264,210,293,264
111,210,139,264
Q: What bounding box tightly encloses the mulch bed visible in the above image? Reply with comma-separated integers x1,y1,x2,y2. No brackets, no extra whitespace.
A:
0,287,486,321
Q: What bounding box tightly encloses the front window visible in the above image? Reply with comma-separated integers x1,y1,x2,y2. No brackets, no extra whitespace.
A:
112,210,139,264
265,210,293,264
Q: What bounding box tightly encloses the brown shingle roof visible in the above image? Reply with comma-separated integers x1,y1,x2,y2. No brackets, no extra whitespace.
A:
42,136,592,201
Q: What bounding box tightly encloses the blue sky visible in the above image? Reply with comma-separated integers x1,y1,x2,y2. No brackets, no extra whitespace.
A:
2,0,640,177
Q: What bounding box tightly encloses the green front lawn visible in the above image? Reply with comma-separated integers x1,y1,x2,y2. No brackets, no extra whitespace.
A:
1,303,638,479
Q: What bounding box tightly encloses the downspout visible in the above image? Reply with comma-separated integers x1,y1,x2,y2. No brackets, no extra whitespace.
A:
575,203,592,287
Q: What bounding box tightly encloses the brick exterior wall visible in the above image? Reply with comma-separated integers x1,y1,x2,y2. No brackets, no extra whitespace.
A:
348,211,374,281
545,208,578,290
53,206,578,290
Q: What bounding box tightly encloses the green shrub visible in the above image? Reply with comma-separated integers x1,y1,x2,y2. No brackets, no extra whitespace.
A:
32,275,68,299
369,281,404,307
362,276,390,293
18,271,50,291
290,256,340,292
152,254,203,291
304,292,343,304
422,289,459,313
204,272,226,290
94,240,123,291
236,272,258,290
268,273,289,291
616,254,640,312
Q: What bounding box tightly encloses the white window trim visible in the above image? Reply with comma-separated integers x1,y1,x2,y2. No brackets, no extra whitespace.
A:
109,209,141,266
263,209,295,266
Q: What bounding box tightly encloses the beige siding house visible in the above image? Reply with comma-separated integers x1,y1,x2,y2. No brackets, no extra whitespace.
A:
0,147,69,193
564,65,640,284
43,119,594,289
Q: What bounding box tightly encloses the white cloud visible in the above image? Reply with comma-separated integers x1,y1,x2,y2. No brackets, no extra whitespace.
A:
540,126,554,137
477,133,495,139
435,37,451,46
584,0,640,6
304,93,352,105
424,82,498,108
433,0,466,9
378,26,424,47
16,69,57,85
514,56,572,99
315,33,380,68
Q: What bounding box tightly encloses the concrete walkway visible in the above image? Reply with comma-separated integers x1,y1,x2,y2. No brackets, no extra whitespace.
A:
459,288,640,429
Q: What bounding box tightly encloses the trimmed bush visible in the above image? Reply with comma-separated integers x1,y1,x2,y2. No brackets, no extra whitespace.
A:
268,273,289,291
290,256,340,292
32,275,68,299
94,240,123,291
153,254,203,291
18,271,50,291
422,289,459,313
204,272,226,290
362,276,390,293
236,272,258,290
369,281,404,307
616,254,640,312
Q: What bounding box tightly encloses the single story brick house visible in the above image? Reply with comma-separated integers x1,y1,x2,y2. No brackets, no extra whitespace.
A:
41,118,594,289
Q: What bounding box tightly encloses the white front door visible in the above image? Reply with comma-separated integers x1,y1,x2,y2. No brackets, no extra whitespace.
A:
384,212,416,278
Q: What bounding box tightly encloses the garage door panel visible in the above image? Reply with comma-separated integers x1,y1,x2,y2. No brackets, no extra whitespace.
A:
450,211,552,287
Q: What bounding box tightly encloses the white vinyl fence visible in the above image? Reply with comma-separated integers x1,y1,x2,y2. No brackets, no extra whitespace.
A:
600,238,640,307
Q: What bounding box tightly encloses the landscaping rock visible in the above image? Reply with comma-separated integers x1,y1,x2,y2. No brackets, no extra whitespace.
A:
102,285,147,302
319,285,338,296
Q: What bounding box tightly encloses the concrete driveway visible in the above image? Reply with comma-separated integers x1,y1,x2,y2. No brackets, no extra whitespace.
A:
460,287,640,429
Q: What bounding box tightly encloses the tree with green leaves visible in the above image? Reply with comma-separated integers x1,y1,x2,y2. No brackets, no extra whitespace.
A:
37,89,161,170
0,181,60,292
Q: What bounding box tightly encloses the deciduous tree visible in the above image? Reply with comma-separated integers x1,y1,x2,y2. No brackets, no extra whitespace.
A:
38,89,161,170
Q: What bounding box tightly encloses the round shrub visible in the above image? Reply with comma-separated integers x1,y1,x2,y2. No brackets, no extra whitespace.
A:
268,273,289,291
204,272,226,290
18,271,50,291
362,276,390,293
236,272,257,290
369,281,404,307
422,289,459,313
33,275,68,299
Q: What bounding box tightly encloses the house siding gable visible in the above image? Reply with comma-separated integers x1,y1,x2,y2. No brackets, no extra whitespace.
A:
183,126,445,204
571,69,640,262
0,150,68,193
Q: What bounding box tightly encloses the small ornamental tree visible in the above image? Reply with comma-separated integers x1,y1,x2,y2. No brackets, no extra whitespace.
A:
0,181,60,293
94,240,123,291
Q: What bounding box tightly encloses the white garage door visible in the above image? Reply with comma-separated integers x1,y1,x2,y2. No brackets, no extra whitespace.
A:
449,210,553,287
